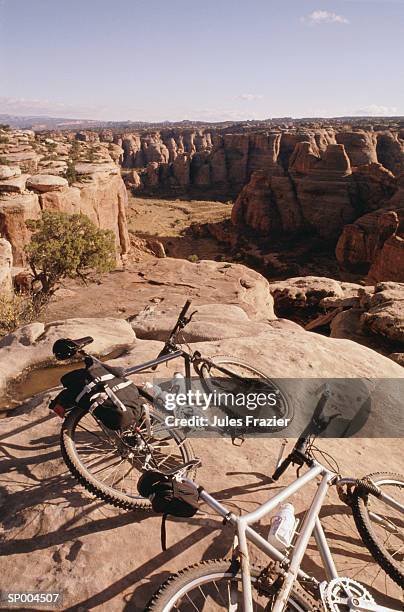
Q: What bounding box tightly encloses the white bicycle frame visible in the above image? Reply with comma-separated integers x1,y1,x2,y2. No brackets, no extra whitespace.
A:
181,461,403,612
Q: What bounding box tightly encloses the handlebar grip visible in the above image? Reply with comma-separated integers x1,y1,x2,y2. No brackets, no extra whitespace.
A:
72,336,94,347
272,454,293,481
312,388,331,424
178,300,192,319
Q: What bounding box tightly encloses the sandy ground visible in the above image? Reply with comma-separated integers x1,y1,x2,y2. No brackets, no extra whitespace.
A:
127,195,232,261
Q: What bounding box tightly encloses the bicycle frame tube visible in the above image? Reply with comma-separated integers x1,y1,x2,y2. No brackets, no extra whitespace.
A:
124,350,185,375
271,472,332,612
242,463,323,525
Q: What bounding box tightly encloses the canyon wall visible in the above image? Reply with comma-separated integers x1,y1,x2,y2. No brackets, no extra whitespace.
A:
220,129,403,283
104,125,404,198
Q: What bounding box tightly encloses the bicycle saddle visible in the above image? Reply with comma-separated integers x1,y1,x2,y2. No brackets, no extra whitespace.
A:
53,337,94,360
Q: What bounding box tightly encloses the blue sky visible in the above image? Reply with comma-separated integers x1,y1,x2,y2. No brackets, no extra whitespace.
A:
0,0,403,121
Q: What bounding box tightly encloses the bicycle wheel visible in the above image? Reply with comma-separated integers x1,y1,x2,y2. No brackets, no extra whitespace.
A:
146,559,321,611
199,356,292,424
61,403,195,511
352,472,404,588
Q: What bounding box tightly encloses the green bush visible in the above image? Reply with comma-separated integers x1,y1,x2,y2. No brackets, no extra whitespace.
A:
25,211,116,307
64,159,77,185
188,254,199,263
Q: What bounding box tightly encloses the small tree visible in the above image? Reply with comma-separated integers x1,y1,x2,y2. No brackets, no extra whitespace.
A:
25,211,116,306
64,159,77,185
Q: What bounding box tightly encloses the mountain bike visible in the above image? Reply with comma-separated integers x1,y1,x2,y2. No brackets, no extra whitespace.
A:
144,389,404,610
50,301,287,510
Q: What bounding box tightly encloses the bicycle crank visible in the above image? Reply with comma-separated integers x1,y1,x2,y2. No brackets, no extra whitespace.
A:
321,578,375,611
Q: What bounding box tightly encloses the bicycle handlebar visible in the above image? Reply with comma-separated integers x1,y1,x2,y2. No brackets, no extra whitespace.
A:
151,300,193,371
271,386,331,481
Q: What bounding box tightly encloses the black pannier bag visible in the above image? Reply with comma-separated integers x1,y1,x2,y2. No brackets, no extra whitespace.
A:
60,362,142,430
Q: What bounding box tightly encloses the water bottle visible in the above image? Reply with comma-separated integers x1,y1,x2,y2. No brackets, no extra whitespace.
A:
268,503,297,551
143,381,167,408
170,372,186,395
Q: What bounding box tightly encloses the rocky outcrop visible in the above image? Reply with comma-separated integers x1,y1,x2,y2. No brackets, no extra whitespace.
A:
233,143,355,241
40,172,130,256
350,163,396,211
336,208,404,282
269,276,360,318
376,131,404,176
0,165,21,180
0,237,13,294
0,193,41,265
0,318,136,400
335,130,378,167
360,282,404,345
329,282,404,359
0,130,131,262
367,234,404,284
43,257,276,325
26,174,69,193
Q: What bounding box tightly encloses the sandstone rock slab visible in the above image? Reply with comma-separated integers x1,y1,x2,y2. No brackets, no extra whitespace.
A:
0,318,136,401
26,174,69,193
0,165,21,180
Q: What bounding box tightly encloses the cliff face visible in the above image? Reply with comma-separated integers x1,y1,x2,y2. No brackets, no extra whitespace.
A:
115,125,404,198
0,129,130,266
0,238,13,293
229,134,404,282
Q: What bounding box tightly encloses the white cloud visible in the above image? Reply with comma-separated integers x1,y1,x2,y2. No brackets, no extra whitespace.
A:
354,104,399,116
302,10,350,25
238,94,263,101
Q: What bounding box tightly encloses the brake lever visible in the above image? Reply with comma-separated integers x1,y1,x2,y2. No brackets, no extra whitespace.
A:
314,411,341,434
183,309,198,326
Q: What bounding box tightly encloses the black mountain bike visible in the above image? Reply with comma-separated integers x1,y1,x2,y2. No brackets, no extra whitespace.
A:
51,301,288,511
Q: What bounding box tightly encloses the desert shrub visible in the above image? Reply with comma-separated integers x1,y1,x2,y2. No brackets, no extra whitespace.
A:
25,211,116,307
0,156,9,165
70,140,80,159
0,293,36,338
64,159,77,185
87,146,96,162
188,254,199,263
0,136,9,144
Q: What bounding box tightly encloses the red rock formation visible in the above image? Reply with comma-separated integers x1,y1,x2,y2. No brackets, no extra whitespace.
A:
233,143,357,241
0,237,12,294
376,131,404,176
367,235,404,283
335,130,378,167
336,209,403,279
351,163,396,211
40,173,130,256
0,193,41,265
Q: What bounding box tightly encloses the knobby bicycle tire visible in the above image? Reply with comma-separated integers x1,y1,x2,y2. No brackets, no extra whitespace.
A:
352,471,404,588
199,355,293,424
146,559,322,611
61,404,195,511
